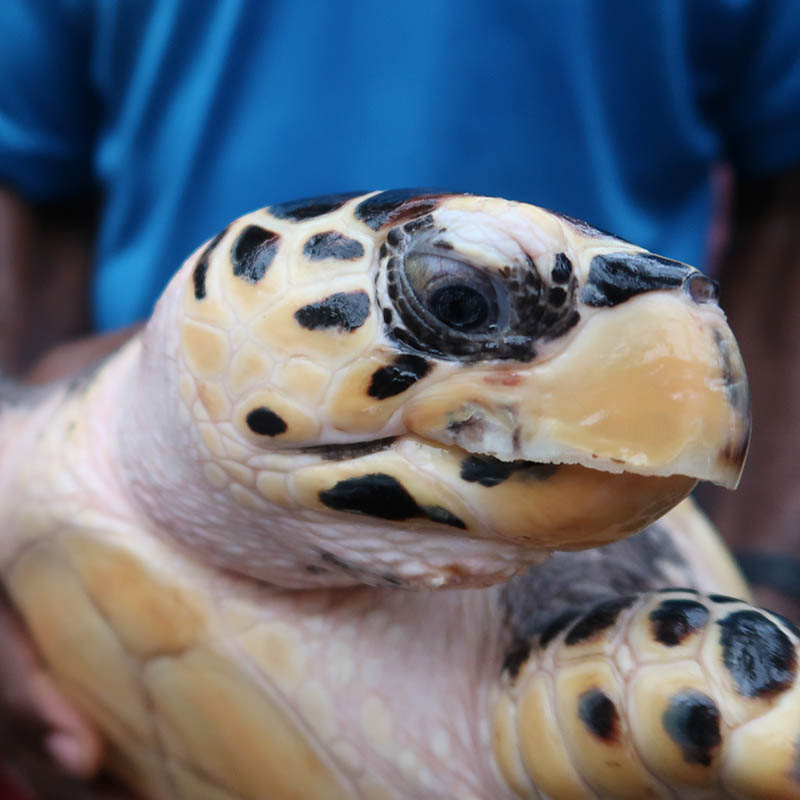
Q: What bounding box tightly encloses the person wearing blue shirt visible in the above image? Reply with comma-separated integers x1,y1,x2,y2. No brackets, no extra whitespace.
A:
1,1,800,795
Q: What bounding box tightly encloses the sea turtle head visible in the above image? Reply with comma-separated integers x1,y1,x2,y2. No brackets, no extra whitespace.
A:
136,190,749,587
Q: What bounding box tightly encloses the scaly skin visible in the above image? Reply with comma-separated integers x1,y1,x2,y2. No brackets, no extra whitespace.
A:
1,192,793,799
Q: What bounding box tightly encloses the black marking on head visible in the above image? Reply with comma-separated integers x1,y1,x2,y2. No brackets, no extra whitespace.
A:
355,189,447,231
299,437,396,461
502,638,531,679
551,253,573,284
662,690,721,766
231,226,280,283
718,610,797,698
565,596,637,645
460,455,514,487
709,594,740,604
368,355,431,399
192,227,228,300
193,260,209,300
246,407,288,436
319,473,464,532
269,192,363,221
459,455,557,488
386,228,404,249
539,610,582,648
320,474,418,520
658,587,699,594
581,252,691,307
661,689,722,767
650,599,710,646
403,214,435,234
578,689,620,742
433,239,454,250
303,231,365,261
295,291,370,331
421,505,466,529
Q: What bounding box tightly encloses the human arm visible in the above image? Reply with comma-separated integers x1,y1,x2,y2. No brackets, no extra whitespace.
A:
701,166,800,618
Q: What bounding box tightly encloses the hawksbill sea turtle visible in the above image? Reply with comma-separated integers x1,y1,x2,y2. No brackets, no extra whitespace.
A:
1,190,795,800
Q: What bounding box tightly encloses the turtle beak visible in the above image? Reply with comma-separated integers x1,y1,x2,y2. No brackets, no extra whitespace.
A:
402,264,750,490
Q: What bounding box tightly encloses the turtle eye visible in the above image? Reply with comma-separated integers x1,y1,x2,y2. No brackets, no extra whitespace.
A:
403,253,501,333
429,285,488,330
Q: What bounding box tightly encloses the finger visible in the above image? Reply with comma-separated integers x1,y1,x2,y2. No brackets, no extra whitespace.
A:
0,591,104,778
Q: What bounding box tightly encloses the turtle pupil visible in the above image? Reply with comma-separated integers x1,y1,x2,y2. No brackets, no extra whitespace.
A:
430,285,489,330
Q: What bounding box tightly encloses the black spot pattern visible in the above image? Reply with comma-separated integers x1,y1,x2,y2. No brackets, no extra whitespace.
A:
319,473,463,530
551,252,573,284
303,231,365,261
295,291,370,331
658,587,699,594
368,355,431,399
578,689,619,742
650,599,710,646
709,594,740,604
231,226,280,283
246,407,288,436
268,192,363,221
403,214,435,234
718,610,797,698
662,690,722,766
421,505,466,529
193,260,208,300
581,252,691,307
460,455,514,487
502,638,531,679
565,596,637,645
459,455,557,487
539,610,582,648
192,226,228,300
355,189,447,230
320,474,417,520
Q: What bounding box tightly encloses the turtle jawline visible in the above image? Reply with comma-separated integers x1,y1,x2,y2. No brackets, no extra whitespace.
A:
297,436,398,461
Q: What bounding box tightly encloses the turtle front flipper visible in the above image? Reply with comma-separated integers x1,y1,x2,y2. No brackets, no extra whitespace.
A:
492,553,800,798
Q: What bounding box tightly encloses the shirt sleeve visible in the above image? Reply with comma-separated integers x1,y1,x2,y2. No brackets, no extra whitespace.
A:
692,0,800,176
0,0,96,200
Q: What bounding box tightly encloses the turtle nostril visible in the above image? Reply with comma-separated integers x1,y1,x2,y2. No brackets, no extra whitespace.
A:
685,273,720,305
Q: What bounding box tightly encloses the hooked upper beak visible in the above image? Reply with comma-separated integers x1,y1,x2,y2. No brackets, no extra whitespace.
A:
404,252,750,489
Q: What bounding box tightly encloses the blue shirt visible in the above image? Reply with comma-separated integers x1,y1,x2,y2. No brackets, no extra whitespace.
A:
2,0,800,330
